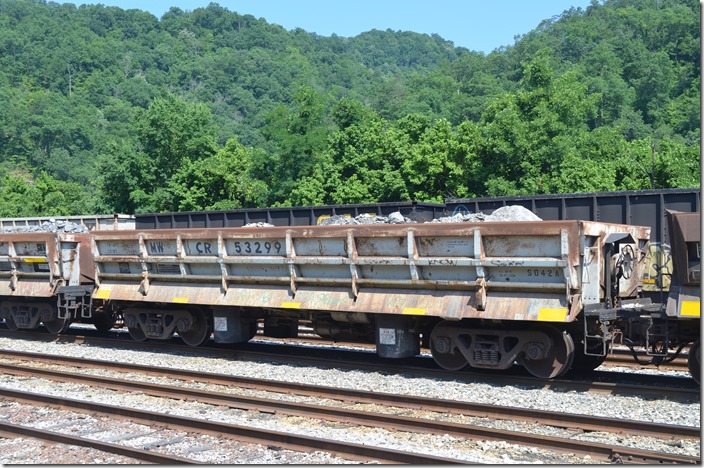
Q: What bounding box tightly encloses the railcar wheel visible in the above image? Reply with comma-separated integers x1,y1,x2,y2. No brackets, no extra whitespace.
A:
430,322,468,371
43,316,71,335
571,340,607,372
128,326,147,341
4,315,19,331
521,327,575,379
179,308,211,347
688,340,700,384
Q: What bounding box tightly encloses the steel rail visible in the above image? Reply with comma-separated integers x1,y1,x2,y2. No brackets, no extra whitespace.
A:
0,329,698,399
605,348,689,371
0,351,699,441
0,359,699,464
0,421,201,464
0,387,467,465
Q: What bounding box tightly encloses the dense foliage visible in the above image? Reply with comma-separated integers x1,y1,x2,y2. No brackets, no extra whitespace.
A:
0,0,699,215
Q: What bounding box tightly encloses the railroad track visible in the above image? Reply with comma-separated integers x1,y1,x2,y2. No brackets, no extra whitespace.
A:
0,419,200,464
605,348,690,372
0,388,463,464
0,351,699,464
0,327,698,400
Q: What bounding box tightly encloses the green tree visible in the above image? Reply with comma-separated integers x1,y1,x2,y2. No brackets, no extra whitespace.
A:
97,94,218,213
400,116,471,202
262,86,329,204
169,137,270,210
0,171,92,217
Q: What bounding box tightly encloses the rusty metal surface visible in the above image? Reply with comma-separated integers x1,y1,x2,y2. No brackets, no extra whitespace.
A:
0,279,54,297
667,210,701,288
663,211,701,318
91,220,651,323
0,232,94,298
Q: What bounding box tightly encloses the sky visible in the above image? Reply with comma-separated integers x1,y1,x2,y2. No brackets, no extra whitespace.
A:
78,0,596,54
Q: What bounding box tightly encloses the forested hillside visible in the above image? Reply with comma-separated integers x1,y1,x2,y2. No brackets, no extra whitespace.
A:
0,0,699,215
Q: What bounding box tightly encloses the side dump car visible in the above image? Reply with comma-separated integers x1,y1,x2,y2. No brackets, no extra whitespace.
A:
90,219,654,379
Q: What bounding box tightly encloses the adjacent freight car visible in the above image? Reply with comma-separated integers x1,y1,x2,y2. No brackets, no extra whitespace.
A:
88,217,687,380
0,231,114,333
664,210,701,382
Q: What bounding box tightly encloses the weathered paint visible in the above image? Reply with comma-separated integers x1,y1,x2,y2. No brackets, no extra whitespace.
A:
94,285,112,299
0,232,94,297
90,220,651,323
0,279,54,297
22,257,48,263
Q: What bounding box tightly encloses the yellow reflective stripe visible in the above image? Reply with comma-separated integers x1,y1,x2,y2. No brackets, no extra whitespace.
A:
537,307,567,322
282,302,301,309
22,257,46,263
680,301,701,317
95,288,111,299
172,297,189,303
403,307,426,315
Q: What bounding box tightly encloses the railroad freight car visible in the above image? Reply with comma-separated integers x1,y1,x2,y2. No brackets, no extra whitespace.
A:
89,218,675,380
0,231,114,333
664,210,700,382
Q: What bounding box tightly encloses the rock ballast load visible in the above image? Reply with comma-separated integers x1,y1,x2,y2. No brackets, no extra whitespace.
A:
319,205,541,226
0,219,89,234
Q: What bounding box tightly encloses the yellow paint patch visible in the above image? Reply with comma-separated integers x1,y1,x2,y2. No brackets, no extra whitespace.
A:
172,297,189,303
22,257,46,263
680,301,701,317
403,307,426,315
537,307,567,322
95,288,112,299
282,302,301,309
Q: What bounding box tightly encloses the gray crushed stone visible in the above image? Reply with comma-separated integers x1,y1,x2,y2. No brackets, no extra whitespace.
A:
320,206,541,226
430,205,542,223
0,219,89,233
0,206,539,232
243,222,275,227
320,212,413,226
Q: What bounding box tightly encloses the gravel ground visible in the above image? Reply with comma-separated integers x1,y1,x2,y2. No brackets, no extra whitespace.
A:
0,333,699,464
